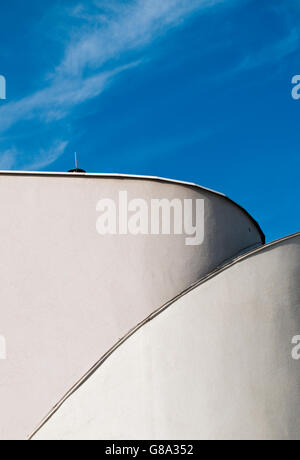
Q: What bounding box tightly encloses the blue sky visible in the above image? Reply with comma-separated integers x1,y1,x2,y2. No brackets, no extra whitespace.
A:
0,0,299,242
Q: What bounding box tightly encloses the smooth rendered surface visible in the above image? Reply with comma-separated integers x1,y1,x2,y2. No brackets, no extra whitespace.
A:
0,173,263,440
33,234,300,440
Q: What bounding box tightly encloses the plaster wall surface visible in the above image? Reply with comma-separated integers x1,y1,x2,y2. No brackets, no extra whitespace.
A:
33,234,300,440
0,173,263,440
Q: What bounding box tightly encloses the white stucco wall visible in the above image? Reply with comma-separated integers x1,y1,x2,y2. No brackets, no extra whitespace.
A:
0,172,263,440
33,234,300,440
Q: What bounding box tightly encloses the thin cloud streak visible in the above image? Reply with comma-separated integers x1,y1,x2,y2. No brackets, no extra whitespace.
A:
0,0,225,169
1,0,295,171
24,141,69,171
0,149,16,170
0,141,69,172
0,0,220,136
236,28,300,72
56,0,225,78
0,62,139,132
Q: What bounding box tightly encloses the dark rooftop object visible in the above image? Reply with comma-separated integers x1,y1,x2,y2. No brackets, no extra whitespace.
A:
68,152,86,173
68,168,86,173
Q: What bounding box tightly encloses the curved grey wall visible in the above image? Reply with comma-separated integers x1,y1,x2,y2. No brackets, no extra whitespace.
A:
0,172,263,440
33,234,300,440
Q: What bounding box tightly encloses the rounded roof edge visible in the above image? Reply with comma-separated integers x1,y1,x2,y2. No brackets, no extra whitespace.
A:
0,170,265,244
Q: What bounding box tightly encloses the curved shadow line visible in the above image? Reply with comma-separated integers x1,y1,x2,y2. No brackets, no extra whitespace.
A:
29,232,299,440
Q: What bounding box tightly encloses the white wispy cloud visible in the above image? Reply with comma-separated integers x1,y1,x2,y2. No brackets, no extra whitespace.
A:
236,28,300,72
0,62,139,132
0,141,69,171
0,1,221,129
24,141,69,171
0,0,224,169
0,149,17,170
56,0,224,78
1,0,297,171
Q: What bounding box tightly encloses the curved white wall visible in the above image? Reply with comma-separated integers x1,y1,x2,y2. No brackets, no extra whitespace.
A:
0,172,263,440
33,234,300,440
